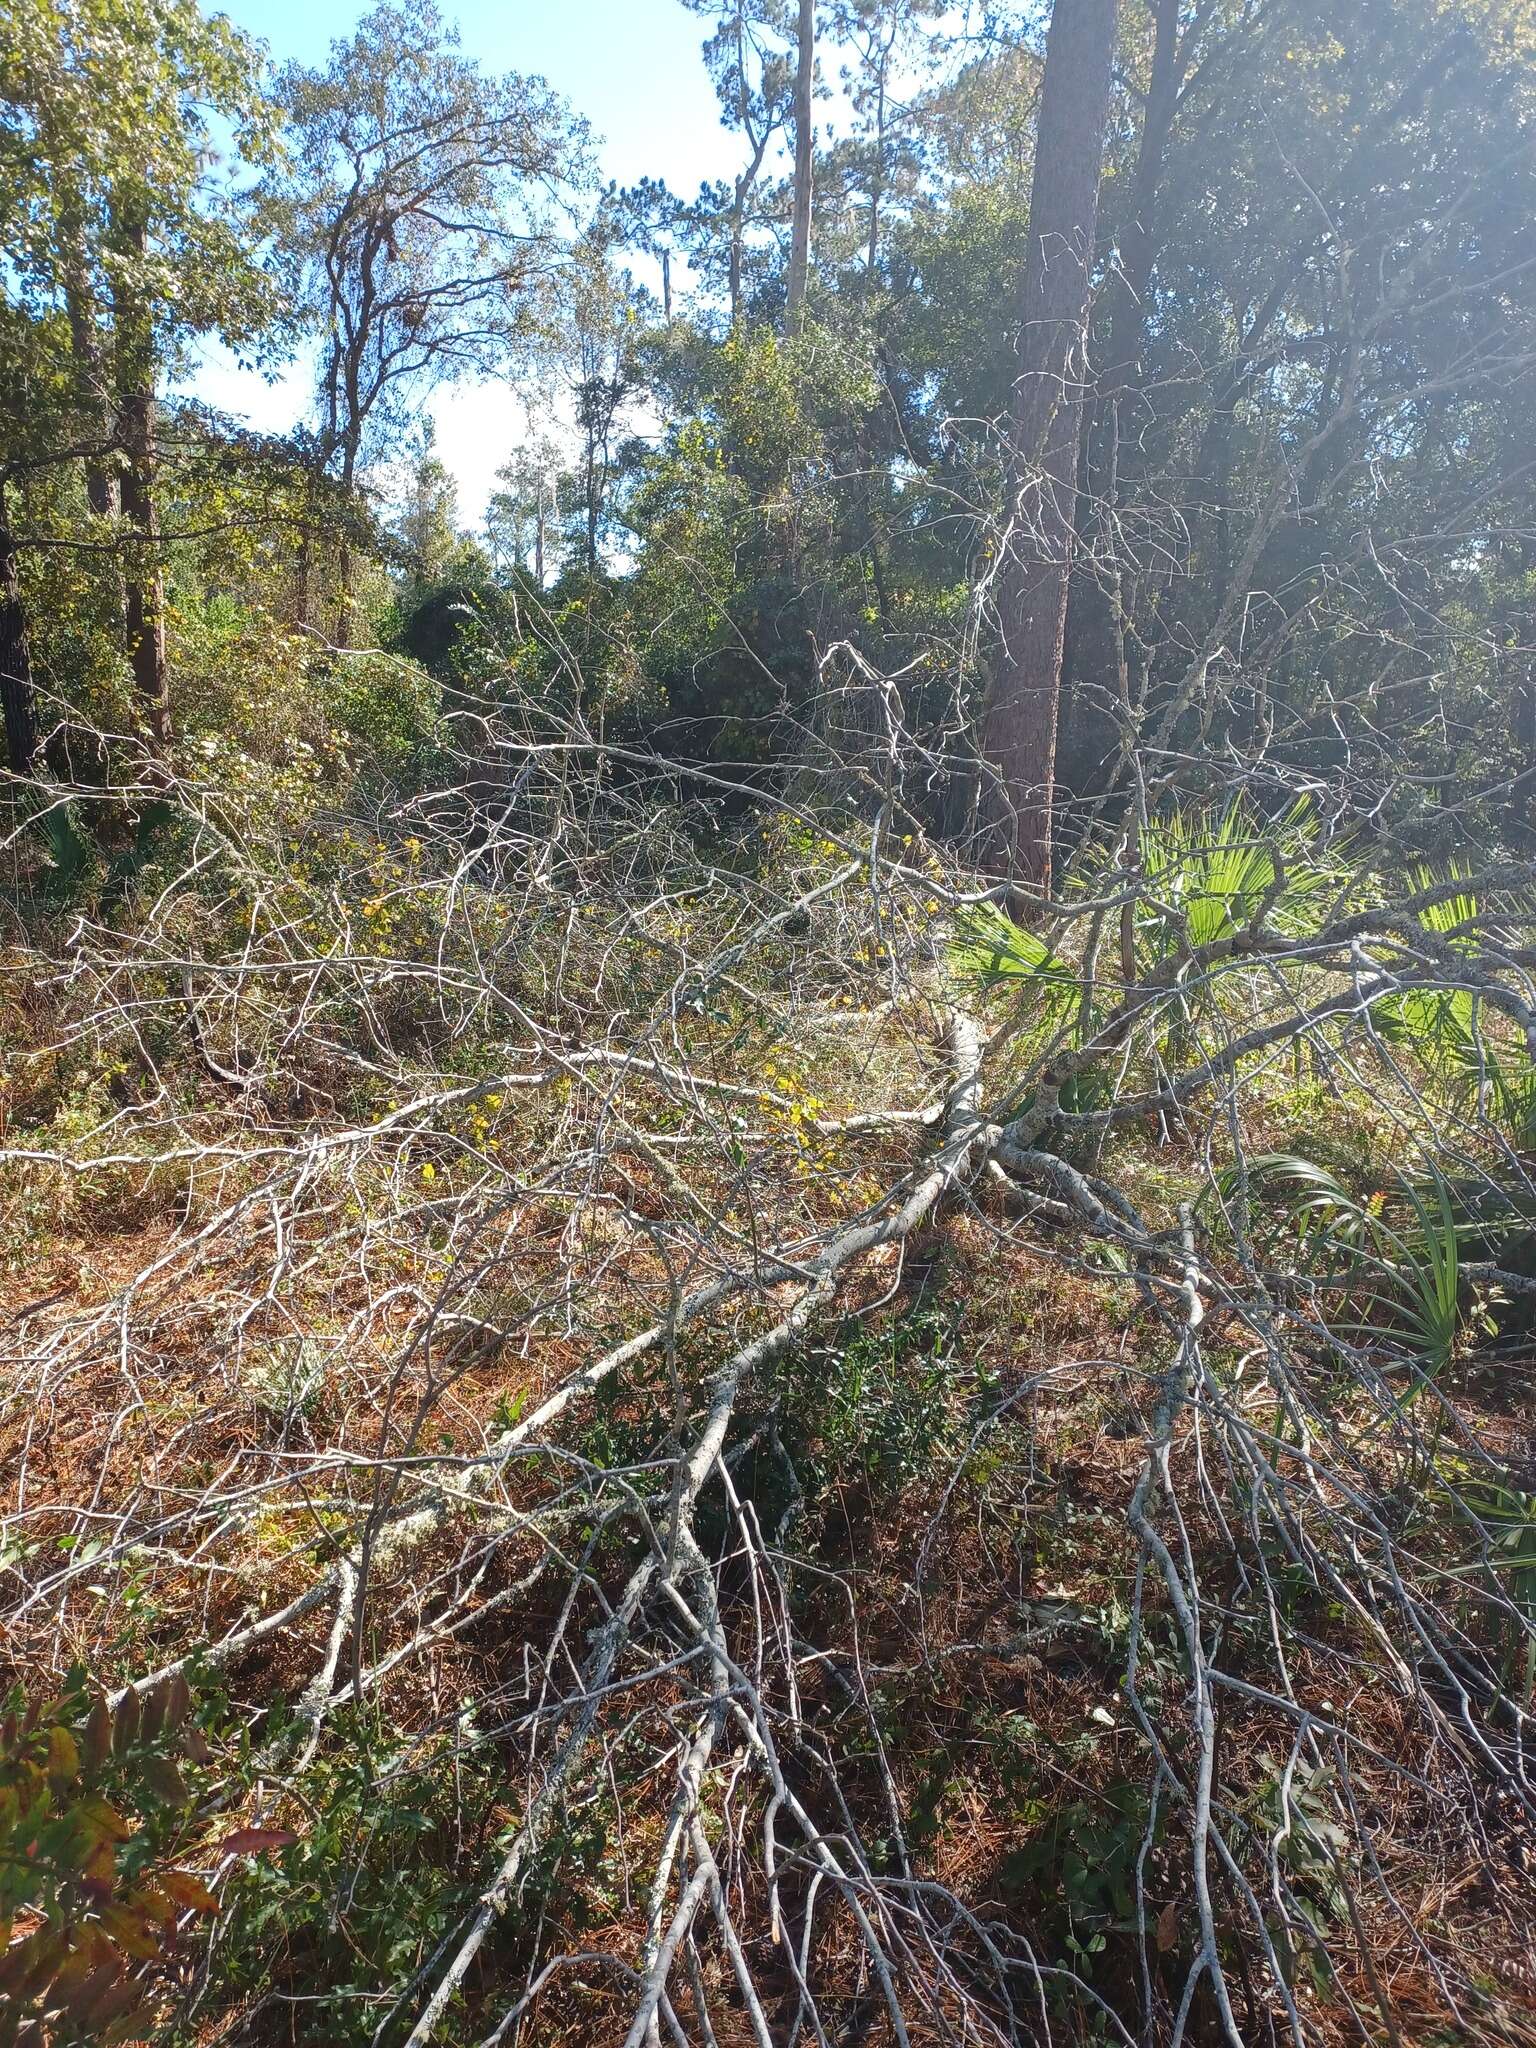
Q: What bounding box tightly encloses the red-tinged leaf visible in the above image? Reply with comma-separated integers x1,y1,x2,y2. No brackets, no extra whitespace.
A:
162,1672,191,1731
91,1979,157,2038
77,1793,134,1842
74,1922,119,1969
49,1941,99,2001
83,1695,113,1772
215,1826,298,1858
81,1833,118,1891
133,1884,178,1933
98,1899,163,1963
139,1756,188,1806
1156,1901,1178,1953
181,1724,212,1766
111,1688,140,1756
47,1724,80,1782
138,1684,165,1745
59,1959,120,2024
101,2010,158,2046
158,1868,220,1915
0,1924,68,1999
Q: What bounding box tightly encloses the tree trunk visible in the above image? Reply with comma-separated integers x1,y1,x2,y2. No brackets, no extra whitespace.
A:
1100,0,1180,407
729,183,745,325
66,287,119,523
1060,0,1180,803
983,0,1118,892
1499,559,1536,844
50,149,119,525
118,395,170,747
786,0,815,329
295,517,313,631
586,435,599,573
113,213,172,750
866,50,886,282
333,434,361,649
0,482,39,777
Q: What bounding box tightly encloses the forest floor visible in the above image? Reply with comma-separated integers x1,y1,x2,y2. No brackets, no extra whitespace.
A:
4,788,1536,2047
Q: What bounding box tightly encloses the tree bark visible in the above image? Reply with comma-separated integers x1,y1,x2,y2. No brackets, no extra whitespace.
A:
47,137,120,526
0,481,39,777
725,5,773,328
113,212,172,750
1100,0,1180,407
66,287,118,523
1060,0,1180,802
983,0,1118,892
332,430,362,650
786,0,815,329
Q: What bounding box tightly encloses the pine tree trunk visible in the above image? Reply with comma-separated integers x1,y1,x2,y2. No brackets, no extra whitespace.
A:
786,0,815,329
118,394,170,748
729,194,745,325
53,148,119,527
114,213,172,750
983,0,1118,892
1061,0,1179,802
0,483,39,777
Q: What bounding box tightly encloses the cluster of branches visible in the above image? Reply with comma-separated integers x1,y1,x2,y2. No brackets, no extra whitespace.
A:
3,1,1536,2042
2,649,1535,2041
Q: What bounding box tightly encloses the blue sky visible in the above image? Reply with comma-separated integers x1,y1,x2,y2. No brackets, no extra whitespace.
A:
192,0,748,520
222,0,740,194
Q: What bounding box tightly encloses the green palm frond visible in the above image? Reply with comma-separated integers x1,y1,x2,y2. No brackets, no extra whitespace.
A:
1137,796,1329,958
1373,983,1478,1073
1207,1155,1466,1394
1492,1060,1536,1148
1408,860,1480,949
949,905,1083,1036
1454,1476,1536,1704
1366,1172,1462,1397
1374,866,1536,1134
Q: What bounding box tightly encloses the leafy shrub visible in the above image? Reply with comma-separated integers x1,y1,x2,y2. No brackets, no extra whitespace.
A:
0,1671,217,2046
778,1303,961,1500
999,1776,1161,1971
324,650,445,788
210,1711,501,2046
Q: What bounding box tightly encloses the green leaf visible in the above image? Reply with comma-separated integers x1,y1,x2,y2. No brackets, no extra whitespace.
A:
139,1757,189,1807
